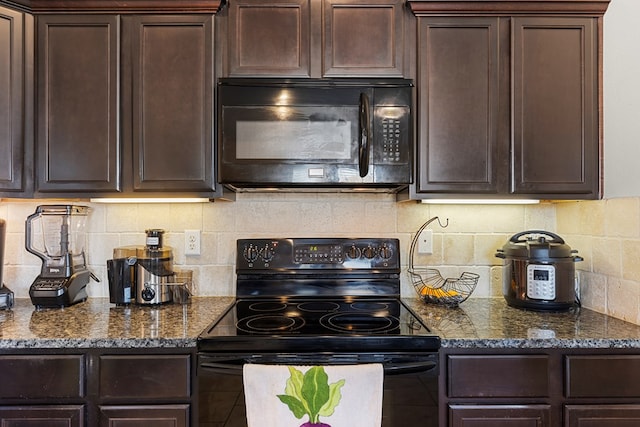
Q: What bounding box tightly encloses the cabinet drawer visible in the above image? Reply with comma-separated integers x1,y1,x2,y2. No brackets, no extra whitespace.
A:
565,405,640,426
448,355,550,398
98,354,191,400
0,355,85,399
0,405,84,426
99,404,189,427
566,355,640,398
450,404,551,426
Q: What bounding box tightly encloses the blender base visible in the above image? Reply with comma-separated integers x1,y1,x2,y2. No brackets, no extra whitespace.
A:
29,269,91,308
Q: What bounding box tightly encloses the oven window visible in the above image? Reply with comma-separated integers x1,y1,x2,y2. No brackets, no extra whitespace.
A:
197,364,438,427
224,106,358,162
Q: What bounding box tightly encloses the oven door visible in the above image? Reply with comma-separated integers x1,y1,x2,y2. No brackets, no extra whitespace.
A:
197,352,438,427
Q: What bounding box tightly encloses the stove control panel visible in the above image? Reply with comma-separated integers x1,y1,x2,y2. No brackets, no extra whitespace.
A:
238,238,400,270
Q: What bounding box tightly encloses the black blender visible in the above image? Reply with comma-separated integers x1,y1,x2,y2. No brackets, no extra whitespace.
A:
25,205,98,308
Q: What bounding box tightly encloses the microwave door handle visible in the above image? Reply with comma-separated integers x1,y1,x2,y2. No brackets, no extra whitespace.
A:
358,92,371,178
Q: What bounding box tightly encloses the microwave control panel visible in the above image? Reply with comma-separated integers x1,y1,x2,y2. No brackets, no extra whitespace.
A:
374,106,410,165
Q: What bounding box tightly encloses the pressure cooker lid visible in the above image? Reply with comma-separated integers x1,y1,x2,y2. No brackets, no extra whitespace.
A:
498,230,577,260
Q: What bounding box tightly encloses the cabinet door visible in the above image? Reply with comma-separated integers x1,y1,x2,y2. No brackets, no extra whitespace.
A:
0,7,33,195
0,406,84,427
99,405,189,427
450,405,551,427
226,0,311,77
323,0,404,77
512,17,599,198
415,17,509,195
36,15,120,193
123,15,215,192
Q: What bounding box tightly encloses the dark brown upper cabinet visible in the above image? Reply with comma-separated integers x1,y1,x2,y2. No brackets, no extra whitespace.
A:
511,17,598,197
223,0,406,78
4,0,220,13
35,13,219,197
225,0,311,77
0,6,33,197
414,16,509,196
122,14,215,193
406,0,609,201
36,14,120,194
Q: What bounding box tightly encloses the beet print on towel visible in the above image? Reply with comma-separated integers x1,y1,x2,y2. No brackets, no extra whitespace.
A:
277,366,345,427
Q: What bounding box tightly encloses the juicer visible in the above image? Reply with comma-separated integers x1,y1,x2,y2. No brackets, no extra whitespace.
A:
107,229,176,305
25,205,98,308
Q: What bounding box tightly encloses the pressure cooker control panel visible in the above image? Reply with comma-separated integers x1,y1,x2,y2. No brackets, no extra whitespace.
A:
237,238,400,270
526,264,556,300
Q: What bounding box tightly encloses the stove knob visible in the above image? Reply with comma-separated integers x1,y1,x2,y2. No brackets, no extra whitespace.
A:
347,245,361,259
141,286,155,301
244,244,259,262
362,245,376,259
261,244,275,262
379,244,392,259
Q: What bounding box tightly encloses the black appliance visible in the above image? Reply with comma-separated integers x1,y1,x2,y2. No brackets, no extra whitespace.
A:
0,218,13,310
496,230,583,311
25,205,98,308
217,79,413,192
197,238,440,427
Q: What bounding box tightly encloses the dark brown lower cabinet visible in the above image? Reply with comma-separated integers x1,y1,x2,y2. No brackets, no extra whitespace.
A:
0,354,85,400
99,405,189,427
565,405,640,427
0,406,84,427
450,405,551,427
0,349,195,426
442,349,640,427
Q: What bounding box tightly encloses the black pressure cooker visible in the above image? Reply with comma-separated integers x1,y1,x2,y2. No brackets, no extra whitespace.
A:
495,230,583,311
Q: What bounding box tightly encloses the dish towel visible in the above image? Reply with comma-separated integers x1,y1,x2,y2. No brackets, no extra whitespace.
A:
243,363,384,427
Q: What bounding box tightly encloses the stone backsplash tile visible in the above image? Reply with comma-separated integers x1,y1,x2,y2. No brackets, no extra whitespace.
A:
2,195,639,326
557,198,640,325
622,239,640,282
605,197,640,238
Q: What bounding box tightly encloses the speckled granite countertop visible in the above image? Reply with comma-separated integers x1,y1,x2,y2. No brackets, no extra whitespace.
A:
404,298,640,349
2,297,640,350
0,297,234,349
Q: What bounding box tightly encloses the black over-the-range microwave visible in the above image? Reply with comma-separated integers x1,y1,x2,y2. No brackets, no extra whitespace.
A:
217,78,413,192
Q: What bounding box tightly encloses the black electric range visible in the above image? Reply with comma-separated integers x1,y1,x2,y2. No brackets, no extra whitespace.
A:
197,238,440,354
197,238,441,427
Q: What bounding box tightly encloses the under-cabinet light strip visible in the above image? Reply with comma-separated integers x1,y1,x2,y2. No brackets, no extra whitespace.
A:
421,199,540,205
90,198,212,203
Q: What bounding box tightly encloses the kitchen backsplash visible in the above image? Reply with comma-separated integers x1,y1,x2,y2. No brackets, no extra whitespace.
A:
556,198,640,325
1,195,638,325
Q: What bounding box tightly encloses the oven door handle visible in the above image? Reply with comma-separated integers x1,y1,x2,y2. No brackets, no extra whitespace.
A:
383,360,437,375
199,359,437,376
200,361,245,374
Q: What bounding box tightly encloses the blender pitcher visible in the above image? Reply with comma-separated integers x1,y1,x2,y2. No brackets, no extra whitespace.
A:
25,205,98,308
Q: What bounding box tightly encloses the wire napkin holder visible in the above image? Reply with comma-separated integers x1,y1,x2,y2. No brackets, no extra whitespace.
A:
408,216,479,306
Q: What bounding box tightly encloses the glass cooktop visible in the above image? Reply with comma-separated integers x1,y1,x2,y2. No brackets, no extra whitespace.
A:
197,297,440,353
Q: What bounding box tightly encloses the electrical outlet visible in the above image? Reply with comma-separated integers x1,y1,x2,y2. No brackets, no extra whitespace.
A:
417,229,433,254
184,229,201,256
